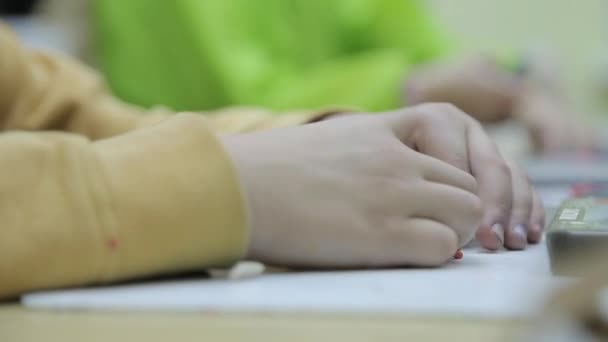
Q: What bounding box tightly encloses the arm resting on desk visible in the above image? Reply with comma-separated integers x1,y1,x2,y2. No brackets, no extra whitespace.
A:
0,114,248,299
0,22,349,298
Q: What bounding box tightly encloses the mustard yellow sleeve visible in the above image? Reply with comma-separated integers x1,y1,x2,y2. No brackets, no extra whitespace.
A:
0,22,165,139
0,22,362,298
204,106,351,133
0,113,248,299
0,22,347,138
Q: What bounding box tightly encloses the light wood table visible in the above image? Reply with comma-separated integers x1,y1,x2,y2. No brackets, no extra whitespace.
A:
0,304,526,342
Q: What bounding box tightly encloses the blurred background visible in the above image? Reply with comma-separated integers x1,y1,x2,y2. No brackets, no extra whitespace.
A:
431,0,607,121
2,0,608,156
3,0,604,114
0,0,603,110
3,2,608,338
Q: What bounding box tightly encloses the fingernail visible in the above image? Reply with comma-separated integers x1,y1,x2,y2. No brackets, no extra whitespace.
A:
531,223,541,234
491,223,505,245
513,224,528,244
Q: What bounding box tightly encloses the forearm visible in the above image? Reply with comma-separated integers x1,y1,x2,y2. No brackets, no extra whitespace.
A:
0,114,247,298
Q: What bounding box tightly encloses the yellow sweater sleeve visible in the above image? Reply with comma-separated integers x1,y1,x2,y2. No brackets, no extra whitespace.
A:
0,22,158,138
0,22,351,298
0,21,339,136
0,23,249,298
0,113,248,299
204,106,350,133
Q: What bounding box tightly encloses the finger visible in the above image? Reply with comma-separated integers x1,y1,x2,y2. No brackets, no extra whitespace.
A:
409,107,471,173
466,121,513,250
504,162,533,250
381,218,458,267
418,153,478,194
411,182,482,247
528,190,545,244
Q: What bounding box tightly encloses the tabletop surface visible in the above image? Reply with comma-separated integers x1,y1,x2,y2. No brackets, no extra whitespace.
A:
1,243,555,342
0,304,528,342
21,243,556,320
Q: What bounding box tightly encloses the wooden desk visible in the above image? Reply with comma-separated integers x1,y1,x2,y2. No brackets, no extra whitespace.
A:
0,304,524,342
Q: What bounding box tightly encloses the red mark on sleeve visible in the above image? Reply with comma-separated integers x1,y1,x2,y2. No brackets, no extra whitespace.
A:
107,238,119,251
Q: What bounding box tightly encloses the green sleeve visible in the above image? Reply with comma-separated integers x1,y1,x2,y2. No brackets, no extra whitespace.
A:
177,0,408,111
257,50,411,112
263,0,454,111
345,0,452,64
94,0,229,110
95,0,452,112
177,0,452,111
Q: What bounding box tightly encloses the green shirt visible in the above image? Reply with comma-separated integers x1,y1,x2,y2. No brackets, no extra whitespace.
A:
94,0,451,112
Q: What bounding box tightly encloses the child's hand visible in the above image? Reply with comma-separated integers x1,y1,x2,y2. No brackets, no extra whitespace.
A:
405,55,598,154
222,103,543,268
405,56,518,123
386,104,544,251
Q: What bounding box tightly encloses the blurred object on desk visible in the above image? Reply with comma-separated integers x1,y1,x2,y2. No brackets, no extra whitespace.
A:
547,197,608,276
521,244,608,341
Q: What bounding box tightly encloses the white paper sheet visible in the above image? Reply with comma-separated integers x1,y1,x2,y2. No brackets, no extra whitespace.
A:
23,243,569,318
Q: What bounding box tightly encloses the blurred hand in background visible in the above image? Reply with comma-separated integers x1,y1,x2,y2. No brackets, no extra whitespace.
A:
405,55,598,153
84,0,596,155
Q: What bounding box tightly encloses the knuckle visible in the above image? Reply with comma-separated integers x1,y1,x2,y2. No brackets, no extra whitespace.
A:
433,102,469,120
429,102,460,113
415,102,473,130
452,190,484,218
415,102,457,120
411,109,436,128
444,153,470,173
484,156,511,177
